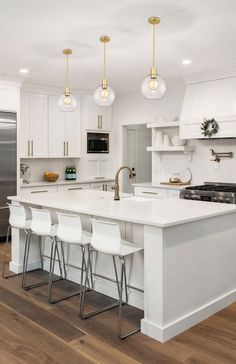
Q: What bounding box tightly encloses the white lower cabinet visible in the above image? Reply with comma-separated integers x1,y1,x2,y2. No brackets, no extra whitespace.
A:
57,184,90,192
134,186,180,199
90,182,114,191
21,186,57,194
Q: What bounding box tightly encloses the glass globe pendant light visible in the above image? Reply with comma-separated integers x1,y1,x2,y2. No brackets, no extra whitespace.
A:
58,49,77,112
141,17,167,99
94,36,115,107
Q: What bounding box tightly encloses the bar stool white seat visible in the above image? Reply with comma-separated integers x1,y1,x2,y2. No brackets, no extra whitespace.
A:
2,203,31,278
22,207,63,292
48,212,92,304
80,219,144,339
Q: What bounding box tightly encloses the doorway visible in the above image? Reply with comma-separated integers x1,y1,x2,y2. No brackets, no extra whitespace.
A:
122,124,152,193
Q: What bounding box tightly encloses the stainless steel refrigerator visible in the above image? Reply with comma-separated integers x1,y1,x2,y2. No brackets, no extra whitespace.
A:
0,111,17,239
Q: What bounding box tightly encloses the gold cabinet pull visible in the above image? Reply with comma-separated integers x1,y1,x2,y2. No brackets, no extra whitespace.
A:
101,114,103,129
98,115,100,129
63,141,65,156
28,140,30,156
67,141,69,156
31,141,33,156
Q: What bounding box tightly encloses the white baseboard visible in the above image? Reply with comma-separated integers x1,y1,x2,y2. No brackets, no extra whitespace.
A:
9,260,42,274
141,288,236,342
43,258,144,310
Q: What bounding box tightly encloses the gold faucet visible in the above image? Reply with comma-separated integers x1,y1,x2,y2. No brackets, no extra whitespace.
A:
114,166,135,200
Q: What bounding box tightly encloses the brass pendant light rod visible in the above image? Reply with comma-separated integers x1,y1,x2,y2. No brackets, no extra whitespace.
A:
148,17,160,79
100,36,110,89
63,48,72,96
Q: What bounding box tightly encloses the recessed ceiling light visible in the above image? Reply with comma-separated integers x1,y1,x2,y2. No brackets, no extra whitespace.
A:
182,59,191,65
19,68,29,74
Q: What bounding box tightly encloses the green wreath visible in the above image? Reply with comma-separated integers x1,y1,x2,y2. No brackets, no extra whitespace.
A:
201,118,219,138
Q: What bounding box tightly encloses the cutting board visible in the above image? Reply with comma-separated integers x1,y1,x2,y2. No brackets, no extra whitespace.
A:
160,182,191,186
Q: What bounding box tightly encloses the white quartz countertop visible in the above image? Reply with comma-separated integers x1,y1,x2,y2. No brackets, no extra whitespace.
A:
20,178,114,188
8,190,236,228
132,182,190,190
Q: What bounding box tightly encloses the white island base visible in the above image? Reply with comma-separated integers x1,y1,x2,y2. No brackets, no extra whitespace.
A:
9,191,236,342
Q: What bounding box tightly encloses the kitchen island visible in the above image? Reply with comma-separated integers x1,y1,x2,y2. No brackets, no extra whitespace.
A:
8,190,236,342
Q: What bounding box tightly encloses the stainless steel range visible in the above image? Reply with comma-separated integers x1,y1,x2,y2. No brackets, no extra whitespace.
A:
180,182,236,204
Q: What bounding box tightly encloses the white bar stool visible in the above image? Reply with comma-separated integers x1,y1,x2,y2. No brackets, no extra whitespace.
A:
22,207,63,291
48,212,92,304
2,203,31,278
80,219,144,339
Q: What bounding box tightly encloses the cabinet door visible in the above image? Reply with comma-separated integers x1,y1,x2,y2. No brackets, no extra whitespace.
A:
48,96,66,157
85,96,100,130
98,106,112,131
30,94,48,157
65,105,81,157
58,184,90,192
91,183,104,190
20,92,30,157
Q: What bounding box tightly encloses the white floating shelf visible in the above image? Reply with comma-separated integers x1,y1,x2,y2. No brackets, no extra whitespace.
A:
147,146,194,152
147,121,179,129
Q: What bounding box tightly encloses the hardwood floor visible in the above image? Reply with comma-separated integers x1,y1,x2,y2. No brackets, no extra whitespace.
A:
0,242,235,364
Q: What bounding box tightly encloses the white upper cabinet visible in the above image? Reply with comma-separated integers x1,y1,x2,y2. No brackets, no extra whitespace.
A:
180,77,236,139
0,83,20,112
20,92,48,157
20,92,30,157
48,96,66,157
30,94,48,157
84,95,112,131
65,103,81,157
48,96,80,157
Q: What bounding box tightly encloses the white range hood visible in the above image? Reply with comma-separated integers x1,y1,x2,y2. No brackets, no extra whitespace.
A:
180,76,236,139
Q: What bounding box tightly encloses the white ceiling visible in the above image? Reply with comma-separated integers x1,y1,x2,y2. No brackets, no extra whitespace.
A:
1,0,236,93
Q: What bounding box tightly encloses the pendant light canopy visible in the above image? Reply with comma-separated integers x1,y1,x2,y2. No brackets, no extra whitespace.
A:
58,49,77,112
141,17,167,99
94,36,115,107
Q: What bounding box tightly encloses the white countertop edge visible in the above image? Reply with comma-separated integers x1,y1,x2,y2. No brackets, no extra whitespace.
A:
8,193,236,229
20,178,115,188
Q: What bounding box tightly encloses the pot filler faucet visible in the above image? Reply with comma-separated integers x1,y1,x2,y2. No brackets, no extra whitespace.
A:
114,166,135,200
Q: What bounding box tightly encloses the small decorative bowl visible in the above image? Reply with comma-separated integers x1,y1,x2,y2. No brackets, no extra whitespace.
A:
44,172,59,182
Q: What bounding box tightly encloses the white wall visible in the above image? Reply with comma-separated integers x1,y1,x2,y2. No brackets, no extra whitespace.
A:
113,77,236,185
112,77,186,171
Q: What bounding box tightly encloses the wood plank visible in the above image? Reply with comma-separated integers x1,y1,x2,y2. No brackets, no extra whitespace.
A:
70,335,141,364
0,286,85,342
0,303,96,364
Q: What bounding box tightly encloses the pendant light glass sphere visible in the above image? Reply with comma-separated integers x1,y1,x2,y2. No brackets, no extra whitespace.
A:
94,85,115,107
141,74,167,99
58,92,77,112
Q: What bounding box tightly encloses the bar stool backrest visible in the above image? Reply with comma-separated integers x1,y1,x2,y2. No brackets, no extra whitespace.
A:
56,213,82,244
8,203,26,229
30,208,52,236
91,219,121,255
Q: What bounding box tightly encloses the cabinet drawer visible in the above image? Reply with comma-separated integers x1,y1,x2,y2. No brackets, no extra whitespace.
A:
57,184,90,192
135,187,167,199
20,186,57,194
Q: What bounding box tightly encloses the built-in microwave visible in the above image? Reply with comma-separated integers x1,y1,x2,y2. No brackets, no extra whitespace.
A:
87,132,109,153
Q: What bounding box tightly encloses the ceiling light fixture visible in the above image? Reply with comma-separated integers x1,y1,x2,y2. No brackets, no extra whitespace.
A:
182,59,192,65
94,36,115,107
19,68,29,74
58,49,77,112
141,17,167,100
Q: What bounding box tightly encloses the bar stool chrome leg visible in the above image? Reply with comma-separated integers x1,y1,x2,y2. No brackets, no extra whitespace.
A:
22,234,63,291
118,257,140,339
48,239,87,304
79,248,120,319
